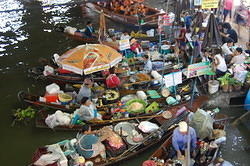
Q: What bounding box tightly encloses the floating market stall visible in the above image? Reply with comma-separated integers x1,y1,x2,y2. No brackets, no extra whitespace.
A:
30,107,189,166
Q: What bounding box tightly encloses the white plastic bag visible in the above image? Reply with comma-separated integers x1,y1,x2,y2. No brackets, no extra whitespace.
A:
33,153,61,166
151,70,163,80
64,26,77,35
138,121,159,133
45,111,71,128
46,83,60,94
45,114,59,129
43,65,54,76
136,91,147,100
54,110,71,126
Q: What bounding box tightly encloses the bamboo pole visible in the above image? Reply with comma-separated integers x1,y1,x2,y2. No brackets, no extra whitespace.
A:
232,111,250,126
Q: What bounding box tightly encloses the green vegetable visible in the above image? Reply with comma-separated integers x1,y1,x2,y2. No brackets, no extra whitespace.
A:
11,106,36,126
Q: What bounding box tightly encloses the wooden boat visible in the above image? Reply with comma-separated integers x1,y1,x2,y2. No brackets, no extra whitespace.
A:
27,62,175,85
145,114,227,166
18,78,193,113
64,32,98,43
30,107,189,166
34,96,207,131
84,2,164,28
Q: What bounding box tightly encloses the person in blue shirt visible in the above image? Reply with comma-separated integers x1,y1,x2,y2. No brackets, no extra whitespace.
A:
221,23,238,43
75,125,106,159
184,12,192,31
84,21,95,38
171,121,197,159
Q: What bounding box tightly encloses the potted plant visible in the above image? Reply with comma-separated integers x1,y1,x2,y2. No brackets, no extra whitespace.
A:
217,73,232,92
245,72,250,85
230,78,243,91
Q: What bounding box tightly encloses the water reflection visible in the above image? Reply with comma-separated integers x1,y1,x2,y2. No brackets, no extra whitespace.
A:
42,1,74,25
0,0,28,56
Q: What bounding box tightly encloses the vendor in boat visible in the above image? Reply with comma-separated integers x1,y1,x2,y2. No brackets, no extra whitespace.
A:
76,78,93,103
171,121,197,160
84,21,95,38
75,125,106,160
120,31,131,40
142,54,152,73
130,38,143,55
72,97,102,124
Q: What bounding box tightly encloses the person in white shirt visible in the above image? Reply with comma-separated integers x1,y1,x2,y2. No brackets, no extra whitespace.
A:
221,39,234,60
143,54,152,72
230,47,245,65
213,48,227,77
120,31,131,40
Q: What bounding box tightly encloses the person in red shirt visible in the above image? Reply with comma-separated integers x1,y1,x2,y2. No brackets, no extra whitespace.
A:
177,22,186,50
105,67,121,89
130,38,143,55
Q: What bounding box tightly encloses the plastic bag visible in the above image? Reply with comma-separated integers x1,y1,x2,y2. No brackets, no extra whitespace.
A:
54,111,71,125
64,26,77,35
46,83,60,94
136,91,147,100
43,65,54,76
45,111,71,128
33,153,61,166
151,70,162,80
190,109,214,139
138,121,159,133
45,114,59,129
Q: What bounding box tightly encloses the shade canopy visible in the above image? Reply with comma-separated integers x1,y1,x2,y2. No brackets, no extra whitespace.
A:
58,44,122,75
202,13,222,49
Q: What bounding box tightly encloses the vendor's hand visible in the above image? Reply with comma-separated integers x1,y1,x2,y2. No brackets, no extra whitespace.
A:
178,155,185,160
177,150,182,159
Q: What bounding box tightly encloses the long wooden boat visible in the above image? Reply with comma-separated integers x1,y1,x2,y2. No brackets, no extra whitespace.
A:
64,32,98,43
146,114,227,166
27,63,175,85
30,108,189,166
18,77,193,113
84,2,163,28
34,96,207,131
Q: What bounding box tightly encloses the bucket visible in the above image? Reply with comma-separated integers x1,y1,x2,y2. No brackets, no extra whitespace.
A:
208,80,219,94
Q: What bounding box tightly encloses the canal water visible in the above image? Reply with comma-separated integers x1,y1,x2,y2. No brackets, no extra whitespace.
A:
0,0,249,165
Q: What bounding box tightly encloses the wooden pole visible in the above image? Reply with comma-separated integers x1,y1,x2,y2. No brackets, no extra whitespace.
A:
232,111,250,126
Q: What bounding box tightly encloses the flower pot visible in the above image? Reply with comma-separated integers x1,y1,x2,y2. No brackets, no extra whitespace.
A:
222,84,229,92
229,85,233,92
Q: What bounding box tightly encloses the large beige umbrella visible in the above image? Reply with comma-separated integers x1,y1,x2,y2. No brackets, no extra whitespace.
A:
58,44,122,75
